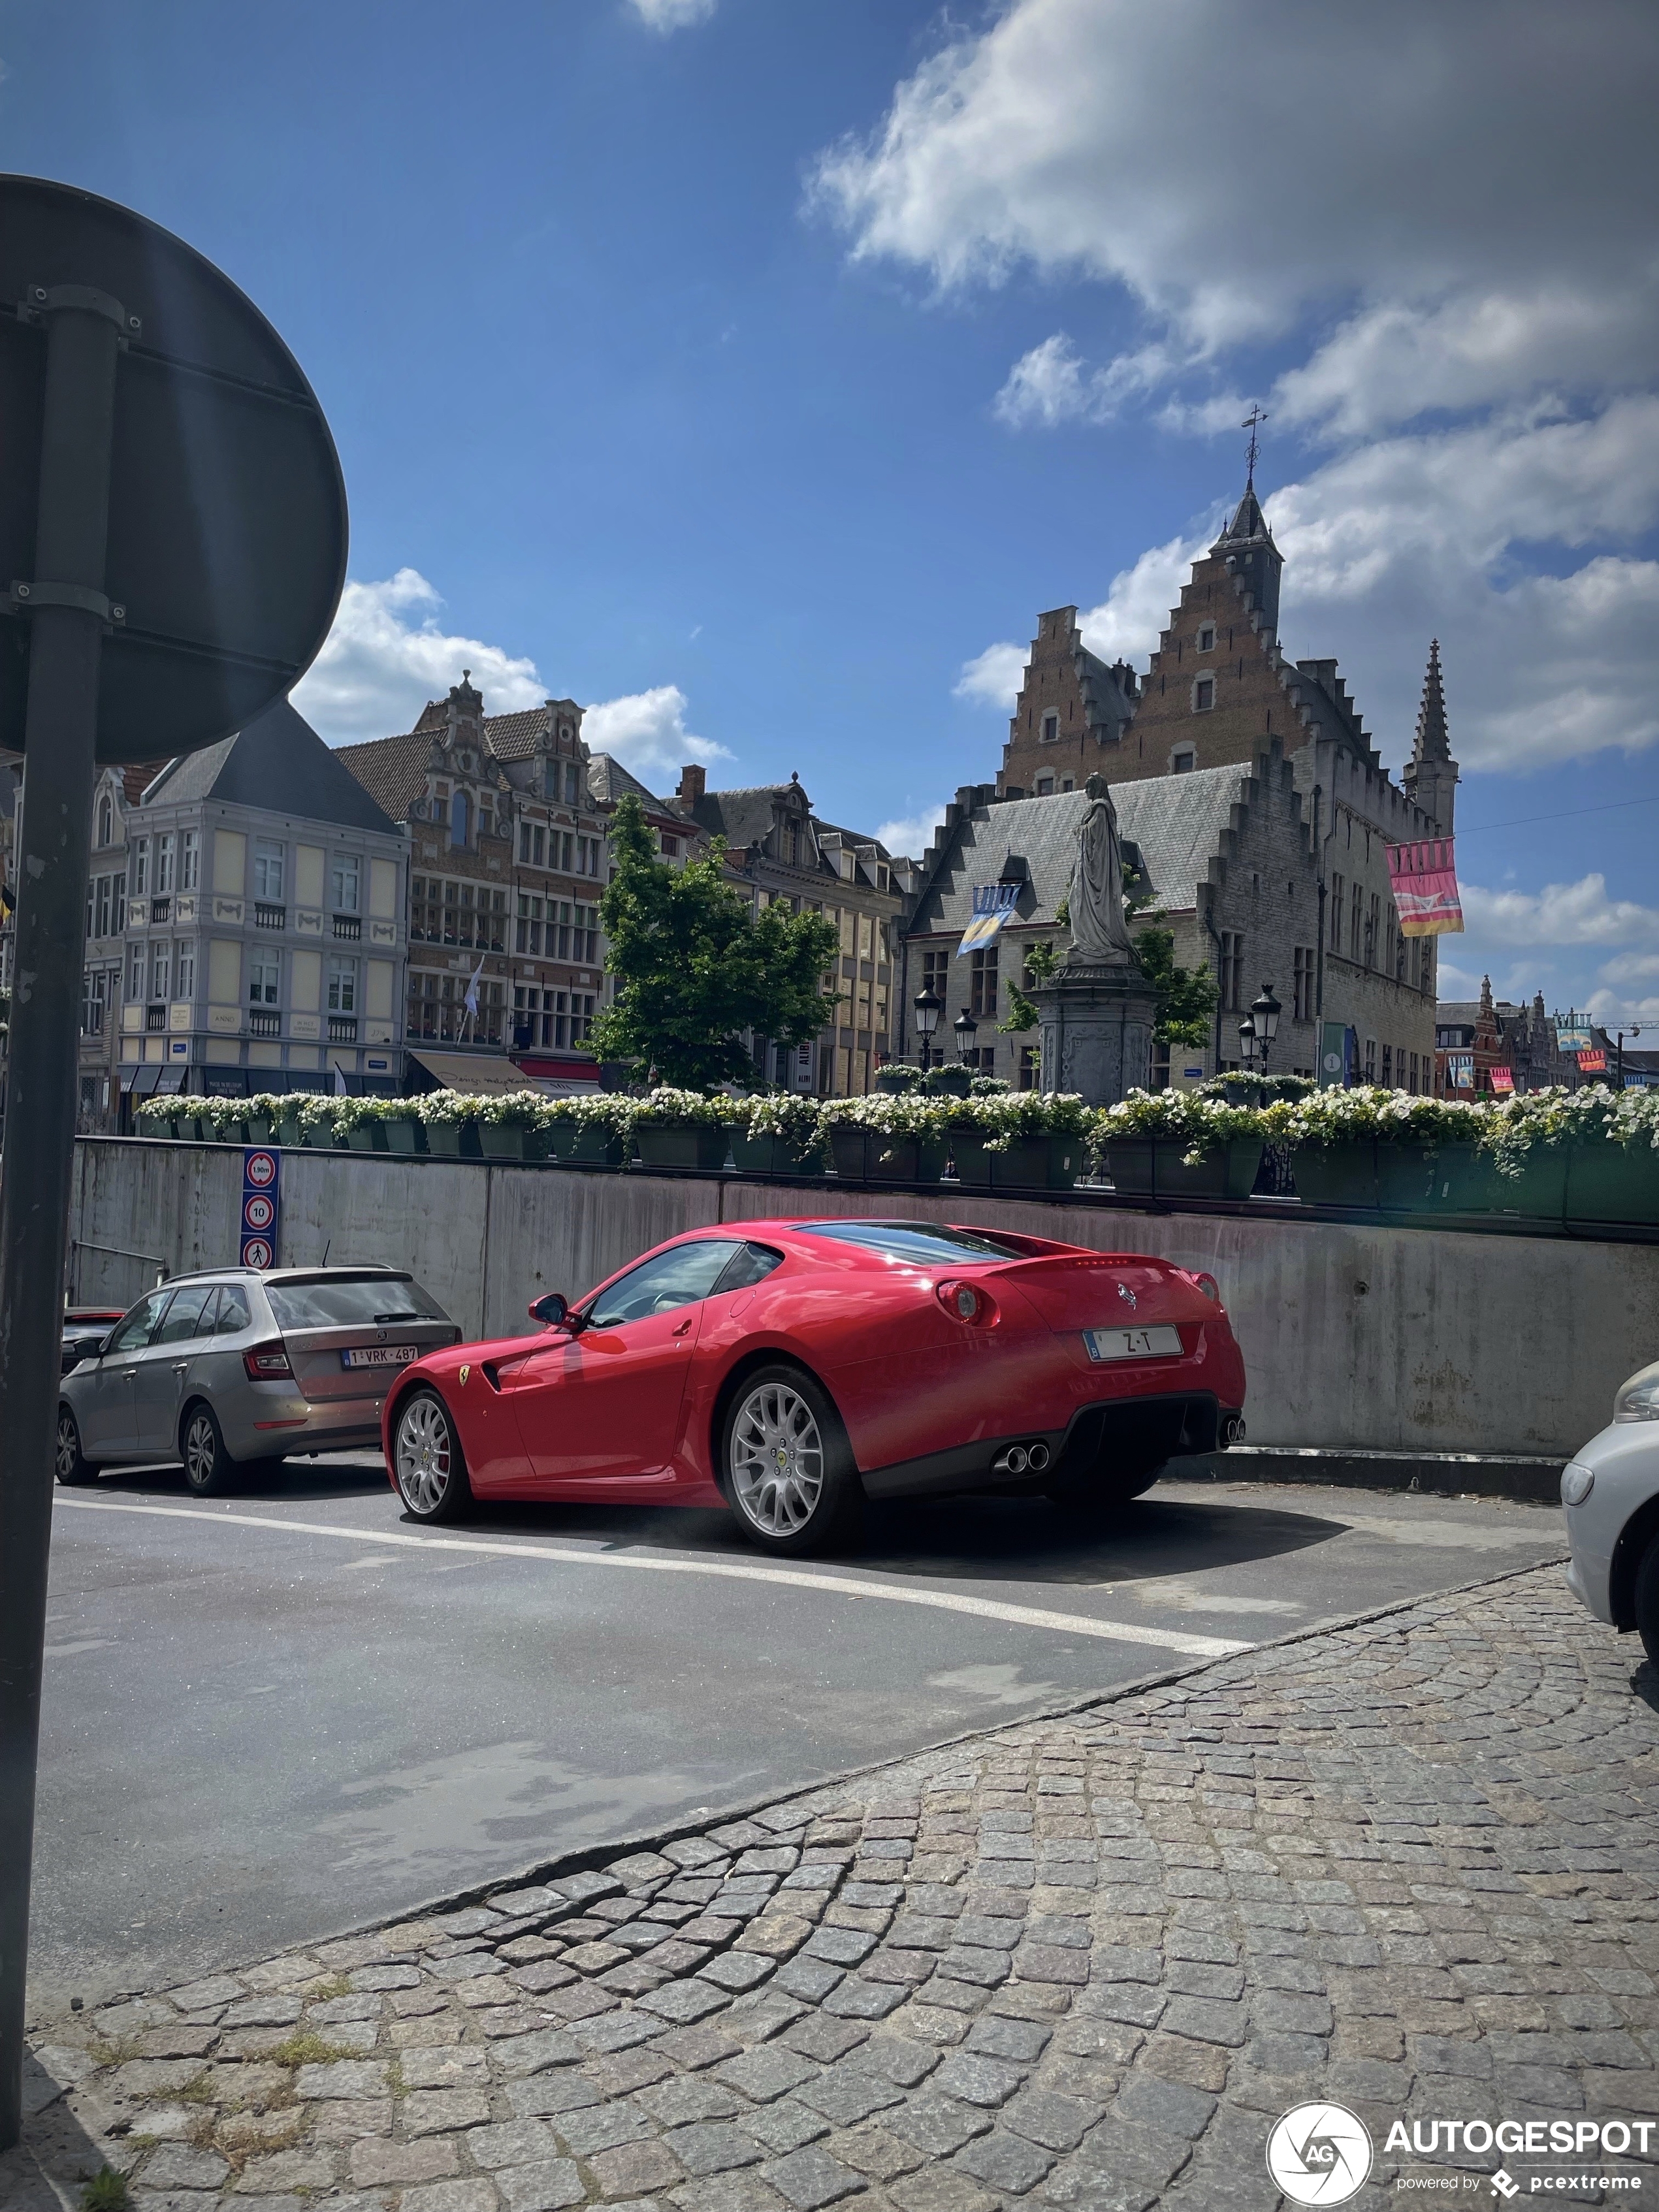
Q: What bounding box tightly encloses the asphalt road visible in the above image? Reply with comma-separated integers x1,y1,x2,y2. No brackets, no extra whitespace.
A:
30,1452,1569,2019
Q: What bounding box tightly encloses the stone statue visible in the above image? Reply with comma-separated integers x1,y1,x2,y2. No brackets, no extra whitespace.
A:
1067,772,1136,964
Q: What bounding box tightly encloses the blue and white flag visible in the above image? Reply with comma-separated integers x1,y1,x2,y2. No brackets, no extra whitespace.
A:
958,883,1020,954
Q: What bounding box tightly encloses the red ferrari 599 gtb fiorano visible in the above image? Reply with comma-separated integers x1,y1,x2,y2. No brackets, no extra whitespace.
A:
382,1217,1247,1554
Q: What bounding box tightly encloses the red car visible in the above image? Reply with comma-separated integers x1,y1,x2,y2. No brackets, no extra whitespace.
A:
381,1217,1247,1555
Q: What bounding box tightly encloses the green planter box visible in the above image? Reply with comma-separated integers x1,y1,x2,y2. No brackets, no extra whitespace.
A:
828,1128,947,1183
1107,1136,1263,1201
951,1133,1082,1191
246,1116,274,1145
636,1125,731,1172
382,1117,424,1155
729,1132,824,1178
1564,1142,1659,1228
1291,1142,1570,1219
547,1123,625,1166
422,1119,478,1158
346,1124,388,1154
276,1115,305,1149
477,1123,549,1162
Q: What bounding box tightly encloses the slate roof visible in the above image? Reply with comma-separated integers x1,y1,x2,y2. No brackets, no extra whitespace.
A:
144,700,396,834
332,729,436,822
910,768,1253,937
587,753,673,814
683,784,801,852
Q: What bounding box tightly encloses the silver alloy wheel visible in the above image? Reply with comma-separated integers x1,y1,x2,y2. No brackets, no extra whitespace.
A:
184,1409,219,1488
730,1380,824,1537
396,1395,453,1515
56,1413,78,1479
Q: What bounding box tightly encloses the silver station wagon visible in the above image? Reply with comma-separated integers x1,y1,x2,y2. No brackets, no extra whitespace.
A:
56,1266,459,1495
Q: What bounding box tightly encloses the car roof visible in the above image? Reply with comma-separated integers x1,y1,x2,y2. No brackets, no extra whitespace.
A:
154,1264,408,1289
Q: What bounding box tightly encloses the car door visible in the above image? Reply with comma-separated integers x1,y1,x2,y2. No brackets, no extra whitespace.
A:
131,1283,220,1458
500,1238,745,1486
78,1289,174,1458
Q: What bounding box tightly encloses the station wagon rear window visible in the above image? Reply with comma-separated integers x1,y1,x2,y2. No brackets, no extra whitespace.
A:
795,1221,1025,1263
265,1276,447,1330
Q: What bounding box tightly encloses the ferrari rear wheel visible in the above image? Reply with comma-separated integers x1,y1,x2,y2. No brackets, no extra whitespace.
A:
394,1388,472,1524
724,1366,862,1557
1046,1460,1165,1511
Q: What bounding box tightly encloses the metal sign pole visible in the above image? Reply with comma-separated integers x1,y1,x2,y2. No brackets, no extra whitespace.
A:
0,288,120,2150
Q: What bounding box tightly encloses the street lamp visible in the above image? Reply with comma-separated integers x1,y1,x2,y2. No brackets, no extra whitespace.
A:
913,986,942,1072
1250,982,1281,1074
954,1008,978,1064
1617,1024,1643,1090
1238,1017,1260,1074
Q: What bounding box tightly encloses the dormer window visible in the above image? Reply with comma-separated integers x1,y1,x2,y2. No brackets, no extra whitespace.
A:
1197,624,1216,652
1040,712,1059,743
1192,677,1215,712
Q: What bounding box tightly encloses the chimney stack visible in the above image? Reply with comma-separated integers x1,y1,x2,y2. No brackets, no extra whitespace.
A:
677,763,706,810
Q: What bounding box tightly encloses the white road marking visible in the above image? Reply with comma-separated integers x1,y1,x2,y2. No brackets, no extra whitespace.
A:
56,1498,1251,1660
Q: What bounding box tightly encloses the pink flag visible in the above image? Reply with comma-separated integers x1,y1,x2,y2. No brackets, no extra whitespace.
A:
1387,837,1463,937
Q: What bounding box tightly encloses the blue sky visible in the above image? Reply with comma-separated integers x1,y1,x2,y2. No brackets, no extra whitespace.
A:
5,0,1658,1025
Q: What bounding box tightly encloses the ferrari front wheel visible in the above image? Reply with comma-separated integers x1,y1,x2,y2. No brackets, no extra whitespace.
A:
394,1388,472,1524
723,1366,863,1557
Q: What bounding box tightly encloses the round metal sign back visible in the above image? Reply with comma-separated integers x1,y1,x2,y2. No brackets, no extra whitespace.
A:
0,175,347,763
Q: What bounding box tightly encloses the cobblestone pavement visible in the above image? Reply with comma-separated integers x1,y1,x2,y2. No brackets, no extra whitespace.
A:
12,1563,1659,2212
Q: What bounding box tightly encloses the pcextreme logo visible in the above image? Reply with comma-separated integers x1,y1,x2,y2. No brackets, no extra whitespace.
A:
1267,2102,1375,2205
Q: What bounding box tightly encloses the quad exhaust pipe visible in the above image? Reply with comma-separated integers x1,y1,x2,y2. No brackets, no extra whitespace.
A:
992,1440,1051,1475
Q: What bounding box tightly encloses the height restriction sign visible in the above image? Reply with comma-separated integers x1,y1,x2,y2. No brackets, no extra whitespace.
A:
242,1147,281,1270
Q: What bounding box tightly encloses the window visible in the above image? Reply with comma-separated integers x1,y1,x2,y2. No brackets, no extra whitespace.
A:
1350,882,1363,963
249,951,280,1007
1197,623,1216,652
449,790,469,848
176,944,195,1001
1364,1038,1377,1083
1366,892,1380,969
797,1221,1023,1262
150,943,170,1003
1382,1043,1393,1088
1040,711,1059,743
1018,1044,1039,1091
155,1285,217,1345
1293,945,1314,1023
1035,775,1055,795
214,1285,252,1334
1409,1051,1420,1094
180,829,199,891
266,1275,444,1330
560,831,573,872
1193,677,1215,712
516,893,543,955
106,1289,175,1355
132,839,150,896
921,945,950,1008
661,833,679,858
1171,746,1196,773
585,1240,745,1327
327,956,357,1014
970,946,997,1018
1217,931,1244,1012
330,854,361,912
564,761,580,805
97,792,113,847
1061,776,1074,792
155,831,176,893
1329,873,1344,952
253,839,284,901
81,968,106,1036
127,941,145,1001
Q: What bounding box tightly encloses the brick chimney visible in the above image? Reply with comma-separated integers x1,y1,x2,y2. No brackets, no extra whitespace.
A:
677,763,706,810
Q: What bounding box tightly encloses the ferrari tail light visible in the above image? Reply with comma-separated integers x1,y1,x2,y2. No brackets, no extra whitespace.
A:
936,1279,992,1324
1193,1273,1221,1303
243,1341,294,1381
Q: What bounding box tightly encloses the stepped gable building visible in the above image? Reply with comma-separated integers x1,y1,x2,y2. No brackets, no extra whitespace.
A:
669,765,909,1095
975,465,1453,1084
112,701,408,1108
1434,984,1571,1097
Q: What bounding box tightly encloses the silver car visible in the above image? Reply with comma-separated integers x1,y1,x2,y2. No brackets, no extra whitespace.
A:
56,1266,459,1496
1562,1355,1659,1666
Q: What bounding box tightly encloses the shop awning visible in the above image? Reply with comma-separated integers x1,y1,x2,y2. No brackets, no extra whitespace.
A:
121,1063,162,1096
408,1049,558,1098
155,1064,188,1094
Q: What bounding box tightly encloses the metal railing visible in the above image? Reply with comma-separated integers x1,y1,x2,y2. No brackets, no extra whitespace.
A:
144,1003,167,1032
248,1009,280,1038
332,913,361,939
253,901,285,930
147,895,171,924
327,1016,357,1042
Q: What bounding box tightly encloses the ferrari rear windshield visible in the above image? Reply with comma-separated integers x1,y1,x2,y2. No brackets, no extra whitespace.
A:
795,1221,1025,1263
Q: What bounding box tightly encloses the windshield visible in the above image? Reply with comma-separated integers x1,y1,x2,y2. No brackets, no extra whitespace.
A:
794,1221,1025,1264
266,1276,448,1330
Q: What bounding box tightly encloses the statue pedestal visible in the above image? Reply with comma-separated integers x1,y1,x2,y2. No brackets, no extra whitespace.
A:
1034,957,1159,1106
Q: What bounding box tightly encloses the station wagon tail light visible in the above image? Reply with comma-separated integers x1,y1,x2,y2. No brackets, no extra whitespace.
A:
243,1341,293,1381
1193,1272,1221,1302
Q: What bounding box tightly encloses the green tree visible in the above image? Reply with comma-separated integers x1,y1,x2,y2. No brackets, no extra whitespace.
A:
588,793,841,1091
1133,923,1218,1049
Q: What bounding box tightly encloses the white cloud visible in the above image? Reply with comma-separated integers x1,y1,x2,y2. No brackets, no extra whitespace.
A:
1462,874,1659,950
875,803,948,860
292,569,545,745
582,684,732,788
954,641,1027,709
1440,876,1659,1026
813,0,1659,418
626,0,715,29
992,334,1172,428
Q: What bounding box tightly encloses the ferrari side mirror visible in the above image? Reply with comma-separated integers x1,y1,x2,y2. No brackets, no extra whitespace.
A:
529,1292,570,1328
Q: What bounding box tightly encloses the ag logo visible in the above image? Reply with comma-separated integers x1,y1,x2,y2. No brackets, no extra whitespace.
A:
1266,2103,1373,2205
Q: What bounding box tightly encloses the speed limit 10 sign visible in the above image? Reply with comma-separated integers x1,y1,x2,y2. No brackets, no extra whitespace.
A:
241,1146,282,1270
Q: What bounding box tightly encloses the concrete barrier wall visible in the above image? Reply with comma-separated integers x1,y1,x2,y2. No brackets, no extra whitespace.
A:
65,1138,1659,1458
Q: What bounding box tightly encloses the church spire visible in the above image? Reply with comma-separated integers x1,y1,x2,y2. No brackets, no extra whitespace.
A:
1402,637,1459,835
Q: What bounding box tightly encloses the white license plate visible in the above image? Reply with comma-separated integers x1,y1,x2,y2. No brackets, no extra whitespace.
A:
340,1345,419,1370
1083,1325,1183,1362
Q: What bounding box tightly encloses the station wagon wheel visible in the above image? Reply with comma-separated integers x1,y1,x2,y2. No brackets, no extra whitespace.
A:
722,1364,862,1558
182,1403,236,1497
394,1388,472,1524
55,1407,99,1486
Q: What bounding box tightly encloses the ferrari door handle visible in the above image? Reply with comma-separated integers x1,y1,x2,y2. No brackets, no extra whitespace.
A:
673,1317,694,1337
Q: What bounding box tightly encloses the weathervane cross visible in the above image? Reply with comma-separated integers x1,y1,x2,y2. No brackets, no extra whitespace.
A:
1242,403,1268,487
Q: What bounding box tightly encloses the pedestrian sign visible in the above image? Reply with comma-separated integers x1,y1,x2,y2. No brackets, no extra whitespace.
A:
241,1147,281,1270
